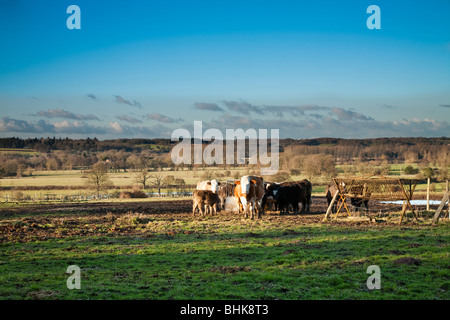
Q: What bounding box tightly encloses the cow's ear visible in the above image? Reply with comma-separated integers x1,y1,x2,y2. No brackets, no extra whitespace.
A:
235,181,241,185
251,180,256,184
207,182,211,185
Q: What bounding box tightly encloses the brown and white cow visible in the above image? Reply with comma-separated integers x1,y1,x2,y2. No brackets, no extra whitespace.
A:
234,175,264,219
192,190,221,216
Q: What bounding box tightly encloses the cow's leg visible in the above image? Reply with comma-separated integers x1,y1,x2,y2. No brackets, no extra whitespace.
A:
240,197,248,218
250,200,256,220
256,200,262,219
235,197,243,214
193,202,197,216
261,196,266,215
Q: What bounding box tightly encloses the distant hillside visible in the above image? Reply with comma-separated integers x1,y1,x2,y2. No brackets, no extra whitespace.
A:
1,136,448,153
0,137,174,153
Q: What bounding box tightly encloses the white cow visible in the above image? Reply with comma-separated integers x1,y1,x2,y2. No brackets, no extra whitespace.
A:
196,179,220,193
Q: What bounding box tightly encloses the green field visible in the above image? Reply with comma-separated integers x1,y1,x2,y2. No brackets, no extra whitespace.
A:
0,206,448,300
0,148,40,156
1,160,449,300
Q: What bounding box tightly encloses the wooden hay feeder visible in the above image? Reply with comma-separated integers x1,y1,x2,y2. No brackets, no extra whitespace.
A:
323,176,419,224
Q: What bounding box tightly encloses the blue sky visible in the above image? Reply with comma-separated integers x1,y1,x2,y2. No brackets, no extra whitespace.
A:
0,0,449,139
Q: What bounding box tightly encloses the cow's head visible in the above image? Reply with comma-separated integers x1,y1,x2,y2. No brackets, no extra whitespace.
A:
237,176,256,194
265,183,280,197
338,181,347,193
207,179,220,193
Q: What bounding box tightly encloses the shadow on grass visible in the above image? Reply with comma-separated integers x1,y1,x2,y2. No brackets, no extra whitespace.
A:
1,222,448,300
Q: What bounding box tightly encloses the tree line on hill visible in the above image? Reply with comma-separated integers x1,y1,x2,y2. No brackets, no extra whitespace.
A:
0,136,448,182
0,137,173,153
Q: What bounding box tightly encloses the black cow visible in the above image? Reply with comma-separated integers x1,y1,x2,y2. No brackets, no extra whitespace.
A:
298,179,312,213
262,180,311,214
273,184,305,214
261,181,295,213
261,182,280,214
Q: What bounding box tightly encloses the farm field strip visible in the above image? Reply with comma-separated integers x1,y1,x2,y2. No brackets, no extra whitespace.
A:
0,199,448,300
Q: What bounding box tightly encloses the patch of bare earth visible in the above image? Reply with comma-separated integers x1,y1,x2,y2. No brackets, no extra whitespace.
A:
0,196,435,243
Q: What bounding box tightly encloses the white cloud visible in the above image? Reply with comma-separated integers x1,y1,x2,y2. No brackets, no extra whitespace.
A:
109,121,124,133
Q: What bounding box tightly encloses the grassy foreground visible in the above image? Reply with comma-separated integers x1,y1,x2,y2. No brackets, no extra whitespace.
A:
0,207,448,300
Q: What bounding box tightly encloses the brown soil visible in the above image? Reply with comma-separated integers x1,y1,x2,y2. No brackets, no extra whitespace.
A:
0,196,440,243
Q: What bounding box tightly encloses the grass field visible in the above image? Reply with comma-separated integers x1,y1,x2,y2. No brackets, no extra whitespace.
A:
0,200,448,300
1,164,449,301
0,148,40,156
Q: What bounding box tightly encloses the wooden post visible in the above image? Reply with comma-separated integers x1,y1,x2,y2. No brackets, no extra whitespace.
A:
426,178,430,211
445,180,449,220
399,200,407,224
323,190,339,221
432,192,449,224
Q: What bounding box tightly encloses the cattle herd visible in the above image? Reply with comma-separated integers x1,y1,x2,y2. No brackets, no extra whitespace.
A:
193,175,312,219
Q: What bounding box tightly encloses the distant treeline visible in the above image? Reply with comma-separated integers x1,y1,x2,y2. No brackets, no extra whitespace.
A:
281,137,450,162
1,136,448,152
0,136,448,179
0,137,174,153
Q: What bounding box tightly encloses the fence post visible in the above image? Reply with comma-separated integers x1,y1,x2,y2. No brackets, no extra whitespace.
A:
323,190,339,221
426,178,430,211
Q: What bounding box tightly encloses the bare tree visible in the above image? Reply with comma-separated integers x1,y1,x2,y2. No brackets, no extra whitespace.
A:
303,154,337,180
152,173,164,196
85,162,113,198
135,169,152,189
